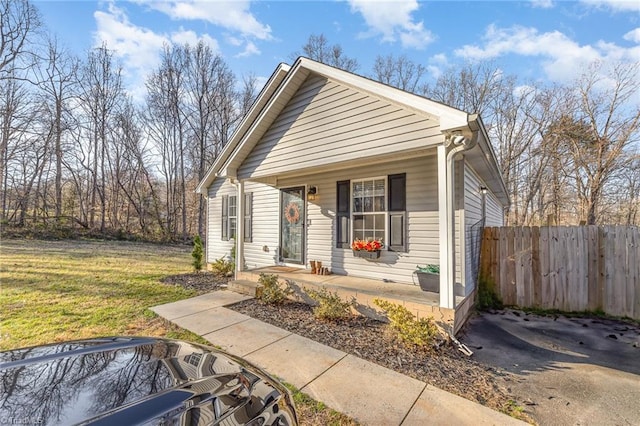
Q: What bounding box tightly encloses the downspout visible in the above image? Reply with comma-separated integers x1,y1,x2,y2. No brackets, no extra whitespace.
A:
443,116,479,310
203,193,209,269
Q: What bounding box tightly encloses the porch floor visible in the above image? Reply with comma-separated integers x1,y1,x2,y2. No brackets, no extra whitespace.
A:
235,267,465,330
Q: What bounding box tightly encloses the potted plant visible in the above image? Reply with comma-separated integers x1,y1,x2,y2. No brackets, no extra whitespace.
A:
351,238,383,259
414,264,440,292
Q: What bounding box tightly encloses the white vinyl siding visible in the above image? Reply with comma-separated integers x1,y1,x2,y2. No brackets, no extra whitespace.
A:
207,178,279,268
242,182,280,269
277,155,439,284
485,190,504,226
207,178,236,263
463,164,484,296
237,75,441,180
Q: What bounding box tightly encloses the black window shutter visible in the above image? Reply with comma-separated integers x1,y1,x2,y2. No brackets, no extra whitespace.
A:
388,173,406,211
336,180,350,248
244,192,252,243
221,195,228,241
388,174,406,251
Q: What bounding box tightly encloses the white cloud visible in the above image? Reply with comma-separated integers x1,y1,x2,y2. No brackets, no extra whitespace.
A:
226,36,244,47
455,24,640,82
580,0,640,12
93,3,220,101
530,0,554,8
426,53,449,79
235,41,260,58
93,4,166,77
171,29,219,50
347,0,434,49
134,0,272,40
623,28,640,43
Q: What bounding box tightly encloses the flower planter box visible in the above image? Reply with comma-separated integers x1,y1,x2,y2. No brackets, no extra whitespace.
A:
352,249,381,260
415,271,439,293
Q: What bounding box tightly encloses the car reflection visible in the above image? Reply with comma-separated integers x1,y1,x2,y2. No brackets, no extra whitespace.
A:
0,337,296,425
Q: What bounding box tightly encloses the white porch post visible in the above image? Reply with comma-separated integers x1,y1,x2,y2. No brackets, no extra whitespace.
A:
437,144,455,308
235,180,245,275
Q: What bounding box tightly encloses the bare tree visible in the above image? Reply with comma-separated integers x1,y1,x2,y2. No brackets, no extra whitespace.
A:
423,61,505,122
29,36,78,220
76,43,125,231
0,74,33,220
372,54,426,92
554,62,640,224
182,42,250,237
0,0,40,78
294,34,359,72
145,44,190,240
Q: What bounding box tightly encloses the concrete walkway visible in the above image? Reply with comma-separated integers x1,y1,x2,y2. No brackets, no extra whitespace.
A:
152,290,525,426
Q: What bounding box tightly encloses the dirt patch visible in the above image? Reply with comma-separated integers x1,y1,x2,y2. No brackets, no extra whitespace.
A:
227,299,530,422
160,272,230,294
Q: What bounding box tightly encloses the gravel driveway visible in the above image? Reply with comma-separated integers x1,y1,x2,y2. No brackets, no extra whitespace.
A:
460,309,640,426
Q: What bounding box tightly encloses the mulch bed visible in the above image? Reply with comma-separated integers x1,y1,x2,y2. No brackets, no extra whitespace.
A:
160,271,230,294
227,299,523,420
162,273,527,422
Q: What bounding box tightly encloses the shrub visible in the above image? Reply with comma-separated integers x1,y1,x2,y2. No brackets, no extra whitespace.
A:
373,298,439,347
191,235,204,271
305,287,353,321
210,257,234,277
477,274,503,310
256,273,292,305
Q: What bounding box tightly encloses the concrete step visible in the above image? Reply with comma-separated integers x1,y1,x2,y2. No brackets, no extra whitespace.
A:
227,279,259,297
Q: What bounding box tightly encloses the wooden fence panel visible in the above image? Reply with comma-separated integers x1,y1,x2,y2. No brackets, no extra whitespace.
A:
531,226,541,306
633,227,640,319
480,226,639,320
587,225,600,311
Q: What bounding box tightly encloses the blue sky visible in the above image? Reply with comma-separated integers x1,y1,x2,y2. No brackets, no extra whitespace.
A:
34,0,640,99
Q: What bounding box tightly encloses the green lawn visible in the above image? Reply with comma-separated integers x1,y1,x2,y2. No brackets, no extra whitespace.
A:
0,239,203,350
0,239,358,424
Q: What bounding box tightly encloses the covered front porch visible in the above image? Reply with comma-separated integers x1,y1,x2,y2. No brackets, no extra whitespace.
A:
232,266,474,334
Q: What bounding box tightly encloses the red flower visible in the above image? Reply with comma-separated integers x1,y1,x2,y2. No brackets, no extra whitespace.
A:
351,238,383,252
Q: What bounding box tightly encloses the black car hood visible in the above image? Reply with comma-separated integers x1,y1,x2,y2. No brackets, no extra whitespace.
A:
0,337,297,425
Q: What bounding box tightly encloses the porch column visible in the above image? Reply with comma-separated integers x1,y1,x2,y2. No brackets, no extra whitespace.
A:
235,180,245,275
437,144,455,309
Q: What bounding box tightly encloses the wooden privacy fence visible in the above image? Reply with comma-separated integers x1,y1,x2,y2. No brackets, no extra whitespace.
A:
480,226,640,320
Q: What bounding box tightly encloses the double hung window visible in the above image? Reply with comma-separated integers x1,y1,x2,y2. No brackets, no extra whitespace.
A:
336,174,406,252
222,193,252,242
352,178,386,243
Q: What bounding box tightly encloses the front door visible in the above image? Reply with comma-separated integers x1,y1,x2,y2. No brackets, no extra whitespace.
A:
280,187,305,264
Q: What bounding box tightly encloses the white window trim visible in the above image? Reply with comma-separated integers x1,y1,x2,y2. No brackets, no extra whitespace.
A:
228,195,237,241
350,176,388,244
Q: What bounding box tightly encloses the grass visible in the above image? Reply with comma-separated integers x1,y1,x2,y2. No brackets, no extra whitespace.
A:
283,383,359,426
0,239,203,350
0,239,357,424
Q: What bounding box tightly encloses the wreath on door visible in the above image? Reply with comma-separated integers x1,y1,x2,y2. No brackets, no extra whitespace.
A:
284,202,300,224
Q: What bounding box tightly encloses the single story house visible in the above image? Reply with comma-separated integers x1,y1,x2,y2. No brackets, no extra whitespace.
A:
196,57,509,328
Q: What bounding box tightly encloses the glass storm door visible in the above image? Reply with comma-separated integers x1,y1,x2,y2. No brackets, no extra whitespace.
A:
280,187,305,264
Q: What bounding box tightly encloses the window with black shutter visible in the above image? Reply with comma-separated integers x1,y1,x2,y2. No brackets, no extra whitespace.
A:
221,194,238,241
336,180,350,248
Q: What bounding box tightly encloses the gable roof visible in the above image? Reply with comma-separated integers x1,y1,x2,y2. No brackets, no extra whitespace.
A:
196,57,509,207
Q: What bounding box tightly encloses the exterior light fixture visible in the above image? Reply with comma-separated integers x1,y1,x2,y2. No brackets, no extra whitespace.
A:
307,186,318,200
